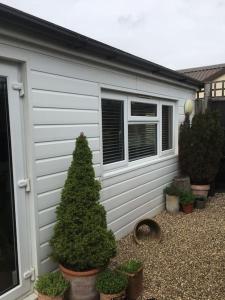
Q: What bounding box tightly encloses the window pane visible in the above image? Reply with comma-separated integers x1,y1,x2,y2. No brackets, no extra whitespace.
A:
128,124,157,161
131,101,157,117
102,99,124,165
162,105,173,151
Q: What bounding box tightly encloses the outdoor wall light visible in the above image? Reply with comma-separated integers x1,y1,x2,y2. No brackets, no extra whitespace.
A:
184,99,194,115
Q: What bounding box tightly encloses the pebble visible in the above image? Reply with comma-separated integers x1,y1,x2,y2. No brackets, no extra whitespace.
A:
113,193,225,300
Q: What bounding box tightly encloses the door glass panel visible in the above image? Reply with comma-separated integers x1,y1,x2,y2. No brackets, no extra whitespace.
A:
0,77,19,295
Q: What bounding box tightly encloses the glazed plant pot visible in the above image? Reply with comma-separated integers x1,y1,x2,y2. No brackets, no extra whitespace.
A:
191,185,210,197
125,267,143,300
195,197,206,209
181,203,193,214
38,294,63,300
100,290,126,300
165,194,179,214
60,265,100,300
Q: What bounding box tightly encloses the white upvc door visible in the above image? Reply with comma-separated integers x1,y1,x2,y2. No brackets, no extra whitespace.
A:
0,61,31,300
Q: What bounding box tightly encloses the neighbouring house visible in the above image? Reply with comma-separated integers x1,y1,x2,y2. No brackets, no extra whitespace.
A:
180,64,225,191
0,4,201,300
179,63,225,111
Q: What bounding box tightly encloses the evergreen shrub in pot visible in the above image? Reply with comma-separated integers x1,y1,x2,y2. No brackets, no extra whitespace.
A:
34,272,69,300
117,259,143,300
96,269,128,300
50,133,117,300
179,111,224,196
179,191,195,214
164,184,180,214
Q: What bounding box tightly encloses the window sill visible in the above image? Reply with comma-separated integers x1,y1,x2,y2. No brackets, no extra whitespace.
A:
101,153,178,180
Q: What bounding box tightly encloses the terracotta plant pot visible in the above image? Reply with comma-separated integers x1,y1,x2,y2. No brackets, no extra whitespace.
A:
181,203,194,214
38,294,63,300
60,264,100,300
100,290,126,300
191,184,210,197
125,267,143,300
165,194,179,214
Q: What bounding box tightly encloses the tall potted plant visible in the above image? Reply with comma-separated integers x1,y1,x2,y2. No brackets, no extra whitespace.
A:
179,111,224,196
50,133,117,300
117,259,143,300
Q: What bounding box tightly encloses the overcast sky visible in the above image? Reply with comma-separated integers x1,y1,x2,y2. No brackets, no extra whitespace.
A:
1,0,225,70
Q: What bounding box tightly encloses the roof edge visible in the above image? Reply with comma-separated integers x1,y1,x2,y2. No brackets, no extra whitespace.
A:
0,3,202,88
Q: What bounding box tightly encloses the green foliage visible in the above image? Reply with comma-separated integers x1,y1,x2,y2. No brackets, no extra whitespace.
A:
117,259,143,274
50,133,117,271
164,184,181,196
96,269,128,294
179,111,224,184
179,191,195,205
35,272,69,297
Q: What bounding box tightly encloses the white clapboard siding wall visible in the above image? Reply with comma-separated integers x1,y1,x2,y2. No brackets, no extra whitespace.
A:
31,69,102,273
26,50,195,274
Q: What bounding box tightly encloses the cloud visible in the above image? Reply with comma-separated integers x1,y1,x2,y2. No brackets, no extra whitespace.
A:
118,13,146,28
1,0,225,69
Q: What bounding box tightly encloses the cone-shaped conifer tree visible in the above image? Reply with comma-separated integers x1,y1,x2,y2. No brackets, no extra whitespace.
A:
50,133,116,271
179,111,224,184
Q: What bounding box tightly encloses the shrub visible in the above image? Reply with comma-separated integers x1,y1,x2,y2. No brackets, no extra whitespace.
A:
35,272,69,296
164,184,181,196
50,133,117,271
179,191,195,205
179,110,224,184
96,269,128,294
117,259,143,274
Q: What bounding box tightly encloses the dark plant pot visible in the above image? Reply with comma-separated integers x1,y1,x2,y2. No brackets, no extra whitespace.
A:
181,203,194,214
195,198,206,209
125,267,143,300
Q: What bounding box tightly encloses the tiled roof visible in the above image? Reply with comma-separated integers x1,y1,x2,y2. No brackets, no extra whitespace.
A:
178,63,225,82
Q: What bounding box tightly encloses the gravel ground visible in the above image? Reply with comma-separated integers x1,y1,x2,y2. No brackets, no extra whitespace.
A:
114,193,225,300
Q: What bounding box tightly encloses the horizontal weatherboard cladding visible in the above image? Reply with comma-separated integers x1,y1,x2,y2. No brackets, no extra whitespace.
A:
0,35,194,276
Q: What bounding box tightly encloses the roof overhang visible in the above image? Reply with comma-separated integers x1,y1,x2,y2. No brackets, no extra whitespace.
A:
0,3,203,89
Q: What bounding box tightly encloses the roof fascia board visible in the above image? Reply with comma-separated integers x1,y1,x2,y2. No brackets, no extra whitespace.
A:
0,27,201,92
0,4,202,89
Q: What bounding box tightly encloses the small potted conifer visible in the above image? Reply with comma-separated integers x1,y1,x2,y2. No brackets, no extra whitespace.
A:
179,191,195,214
96,269,128,300
164,184,180,214
50,133,117,300
117,259,143,300
35,272,69,300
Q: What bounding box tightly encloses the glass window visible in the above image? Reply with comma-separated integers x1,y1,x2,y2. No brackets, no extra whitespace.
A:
0,77,19,295
131,101,157,117
128,124,157,161
102,99,124,165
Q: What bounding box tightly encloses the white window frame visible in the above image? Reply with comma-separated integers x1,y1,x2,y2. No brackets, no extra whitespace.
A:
128,96,159,122
160,101,176,157
101,91,176,172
